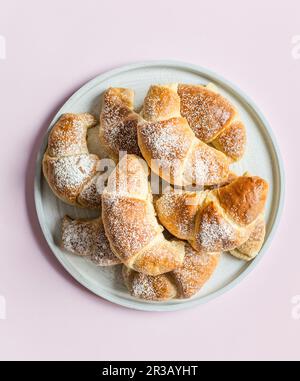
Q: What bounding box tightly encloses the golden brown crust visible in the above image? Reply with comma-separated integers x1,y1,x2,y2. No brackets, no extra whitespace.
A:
212,121,246,161
133,239,184,276
100,88,140,159
122,266,178,301
43,154,99,205
138,117,194,183
178,84,236,142
47,113,97,157
155,191,202,240
192,198,249,252
178,84,246,161
43,113,102,209
216,176,268,226
102,196,161,263
141,84,181,121
182,139,230,186
138,84,230,186
102,154,185,276
123,244,220,301
156,175,268,256
230,216,266,260
172,247,220,298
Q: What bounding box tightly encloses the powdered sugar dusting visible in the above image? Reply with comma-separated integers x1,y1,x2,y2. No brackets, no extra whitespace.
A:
139,118,192,178
139,114,229,186
125,244,220,300
131,273,157,300
102,195,159,261
62,217,120,266
47,113,96,157
214,120,246,160
196,203,236,251
48,154,98,199
142,84,181,122
130,272,176,301
44,113,102,207
101,89,140,156
185,142,229,186
78,173,102,209
156,192,199,238
178,84,235,142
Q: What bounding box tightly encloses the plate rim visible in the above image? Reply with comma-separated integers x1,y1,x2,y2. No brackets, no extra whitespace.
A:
34,60,285,312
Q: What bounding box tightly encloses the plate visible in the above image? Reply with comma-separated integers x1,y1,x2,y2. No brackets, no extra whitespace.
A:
34,61,284,311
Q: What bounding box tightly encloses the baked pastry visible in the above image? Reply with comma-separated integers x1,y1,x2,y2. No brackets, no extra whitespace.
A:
138,84,230,186
156,175,268,258
102,154,185,276
99,88,140,160
178,83,246,161
230,215,266,260
43,113,102,208
123,245,220,301
204,171,267,259
61,211,219,299
61,216,120,266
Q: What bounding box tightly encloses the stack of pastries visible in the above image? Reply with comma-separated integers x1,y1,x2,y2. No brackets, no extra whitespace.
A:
43,83,269,301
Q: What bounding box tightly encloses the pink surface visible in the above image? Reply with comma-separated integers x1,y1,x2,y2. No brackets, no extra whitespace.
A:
0,0,298,360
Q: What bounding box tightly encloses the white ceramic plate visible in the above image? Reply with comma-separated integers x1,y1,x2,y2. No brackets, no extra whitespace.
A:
34,61,284,311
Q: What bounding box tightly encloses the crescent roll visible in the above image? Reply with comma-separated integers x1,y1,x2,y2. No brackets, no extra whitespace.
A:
102,154,185,276
156,175,268,258
43,113,102,208
123,245,220,301
99,87,140,160
61,216,121,266
178,83,246,161
137,84,230,187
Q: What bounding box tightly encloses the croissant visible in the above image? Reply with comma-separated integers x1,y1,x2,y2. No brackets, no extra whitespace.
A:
137,84,230,186
123,245,220,301
61,216,121,266
230,215,266,260
43,113,102,209
99,88,140,160
155,175,268,258
101,154,185,276
178,83,246,161
61,214,219,300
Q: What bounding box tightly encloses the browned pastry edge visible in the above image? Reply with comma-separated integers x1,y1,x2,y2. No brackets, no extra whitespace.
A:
99,88,141,160
178,83,246,161
43,113,102,209
217,176,268,226
123,245,220,301
178,84,236,142
102,154,185,276
155,175,268,255
230,215,266,260
138,84,231,187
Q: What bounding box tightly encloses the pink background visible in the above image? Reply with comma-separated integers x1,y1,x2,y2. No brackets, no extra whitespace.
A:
0,0,298,360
